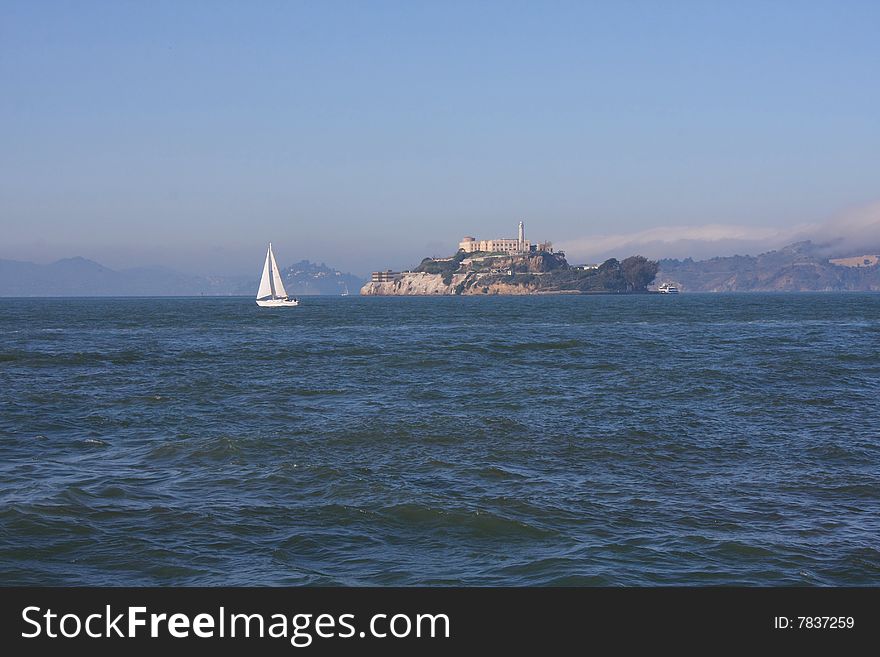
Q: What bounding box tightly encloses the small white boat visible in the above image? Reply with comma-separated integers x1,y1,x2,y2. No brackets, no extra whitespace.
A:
658,283,679,294
256,243,299,307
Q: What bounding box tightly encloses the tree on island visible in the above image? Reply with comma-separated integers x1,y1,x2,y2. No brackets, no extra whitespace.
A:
595,258,626,292
620,255,660,291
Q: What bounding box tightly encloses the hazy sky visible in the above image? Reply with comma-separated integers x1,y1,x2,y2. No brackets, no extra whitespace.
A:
2,1,879,275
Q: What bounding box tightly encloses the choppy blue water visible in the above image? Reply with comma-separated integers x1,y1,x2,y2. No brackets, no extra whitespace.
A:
1,294,879,585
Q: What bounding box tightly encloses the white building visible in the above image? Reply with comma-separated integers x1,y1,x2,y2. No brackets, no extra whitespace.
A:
459,221,551,254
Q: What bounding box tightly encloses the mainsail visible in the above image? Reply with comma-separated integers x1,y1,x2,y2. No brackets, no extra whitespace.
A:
269,245,288,298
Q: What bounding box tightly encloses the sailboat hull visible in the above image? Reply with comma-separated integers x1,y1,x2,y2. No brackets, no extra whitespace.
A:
256,298,300,307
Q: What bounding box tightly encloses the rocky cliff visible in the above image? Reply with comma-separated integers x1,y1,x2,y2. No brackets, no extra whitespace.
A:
361,272,461,296
361,271,548,295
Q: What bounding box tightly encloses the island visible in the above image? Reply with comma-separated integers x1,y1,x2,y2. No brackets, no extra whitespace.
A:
361,222,658,296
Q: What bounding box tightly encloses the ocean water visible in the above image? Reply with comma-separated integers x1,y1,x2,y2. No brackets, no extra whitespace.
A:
1,294,879,586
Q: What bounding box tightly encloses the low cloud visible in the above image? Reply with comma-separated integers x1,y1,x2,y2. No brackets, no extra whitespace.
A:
558,202,880,263
806,201,880,257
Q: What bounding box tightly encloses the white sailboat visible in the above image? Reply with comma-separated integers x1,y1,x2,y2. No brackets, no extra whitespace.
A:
256,243,299,307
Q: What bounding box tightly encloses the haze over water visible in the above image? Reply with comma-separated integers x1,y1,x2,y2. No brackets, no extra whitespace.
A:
1,295,879,585
4,2,880,273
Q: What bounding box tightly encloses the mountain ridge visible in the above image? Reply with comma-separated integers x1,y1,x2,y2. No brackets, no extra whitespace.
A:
0,257,365,297
657,240,880,291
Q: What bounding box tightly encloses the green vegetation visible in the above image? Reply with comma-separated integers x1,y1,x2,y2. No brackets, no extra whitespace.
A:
621,255,660,292
411,250,659,294
414,250,468,280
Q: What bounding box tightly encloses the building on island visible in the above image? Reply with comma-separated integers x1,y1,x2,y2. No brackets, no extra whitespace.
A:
829,255,880,268
371,270,402,282
458,221,552,254
370,221,556,284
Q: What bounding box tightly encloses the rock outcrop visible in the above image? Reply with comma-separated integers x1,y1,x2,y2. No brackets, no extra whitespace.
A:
361,272,461,296
361,271,568,296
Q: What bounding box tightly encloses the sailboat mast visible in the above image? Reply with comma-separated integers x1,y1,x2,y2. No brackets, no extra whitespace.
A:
268,243,277,298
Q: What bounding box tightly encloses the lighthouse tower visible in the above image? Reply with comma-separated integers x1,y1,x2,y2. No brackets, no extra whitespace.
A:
518,221,525,253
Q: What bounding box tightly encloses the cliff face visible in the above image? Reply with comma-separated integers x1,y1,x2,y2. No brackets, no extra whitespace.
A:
361,272,460,296
361,271,584,295
361,272,542,296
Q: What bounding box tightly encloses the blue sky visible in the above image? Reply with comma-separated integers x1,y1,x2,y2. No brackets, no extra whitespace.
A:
2,1,879,274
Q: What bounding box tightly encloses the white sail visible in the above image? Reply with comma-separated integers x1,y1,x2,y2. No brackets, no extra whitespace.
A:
256,245,273,299
269,245,288,298
255,242,298,307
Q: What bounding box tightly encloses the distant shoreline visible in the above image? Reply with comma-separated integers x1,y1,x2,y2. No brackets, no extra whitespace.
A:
7,290,880,300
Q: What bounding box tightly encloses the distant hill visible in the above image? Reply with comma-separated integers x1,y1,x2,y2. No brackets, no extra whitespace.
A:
0,257,365,297
657,241,880,292
278,260,364,296
0,257,216,296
